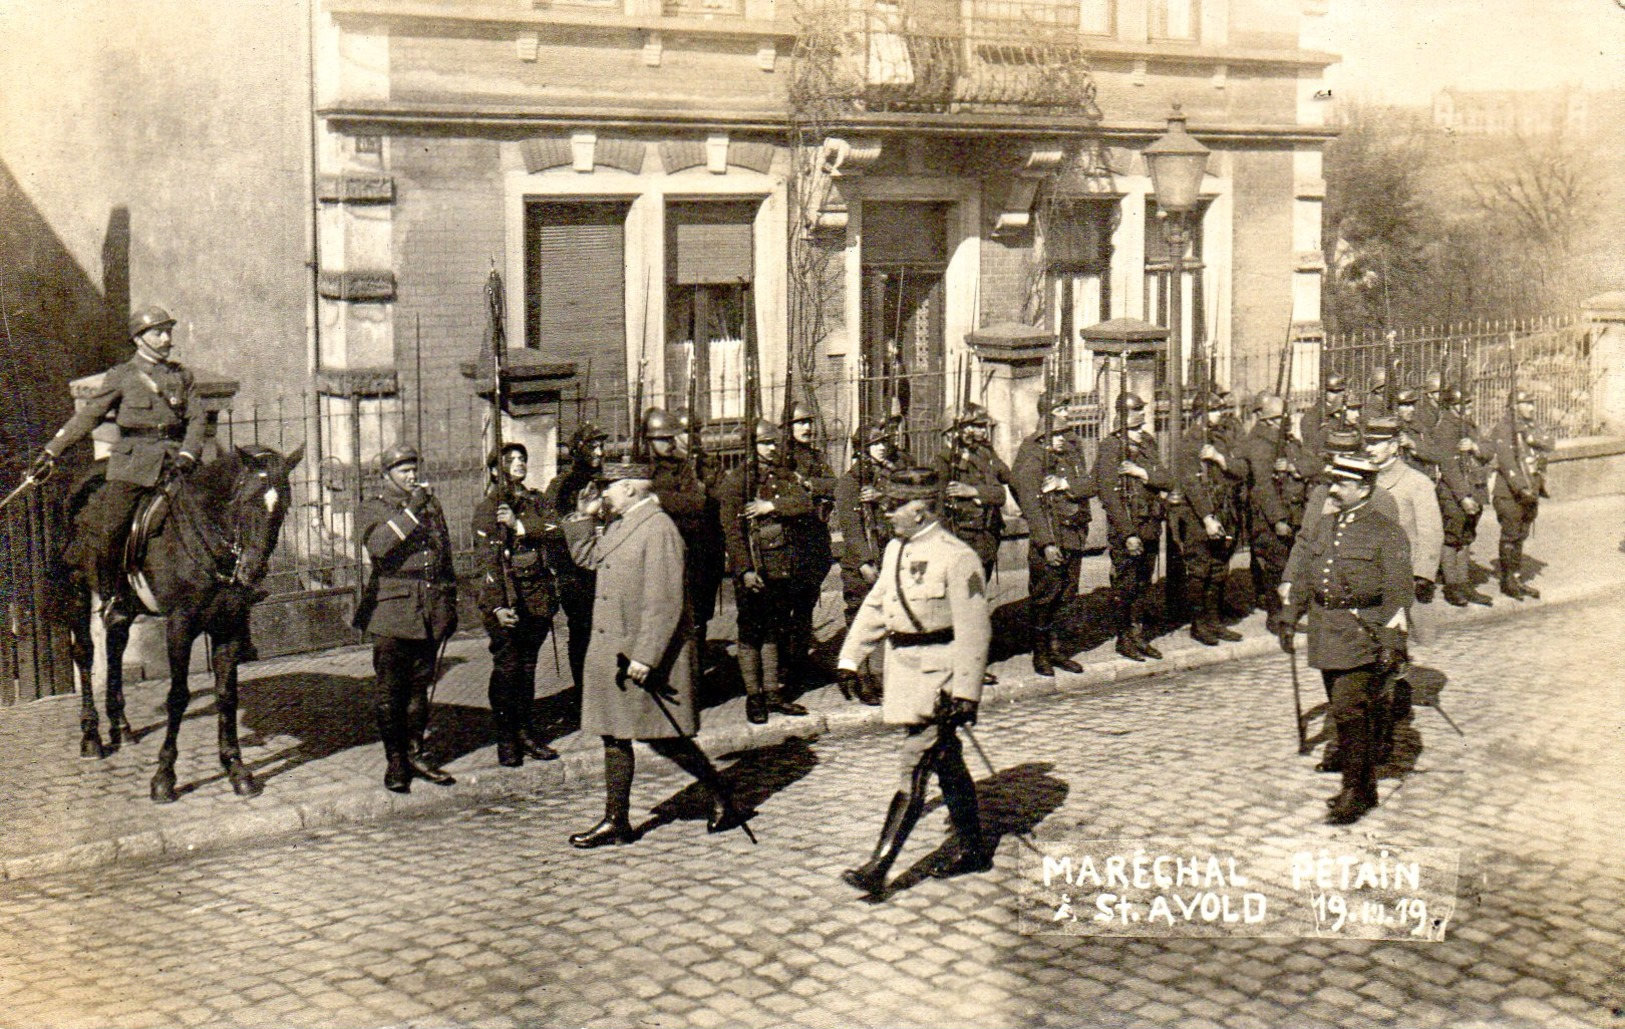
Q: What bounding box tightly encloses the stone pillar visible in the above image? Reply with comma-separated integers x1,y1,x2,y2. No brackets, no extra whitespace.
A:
1583,291,1625,435
965,322,1053,463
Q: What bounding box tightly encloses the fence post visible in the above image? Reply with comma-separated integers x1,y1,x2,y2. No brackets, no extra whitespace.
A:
1583,291,1625,436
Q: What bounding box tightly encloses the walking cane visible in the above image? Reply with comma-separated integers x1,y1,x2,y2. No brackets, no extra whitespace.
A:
620,654,757,845
961,725,1044,858
1288,643,1308,755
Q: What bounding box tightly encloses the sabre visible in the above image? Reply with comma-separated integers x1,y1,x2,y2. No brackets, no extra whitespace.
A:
0,469,45,515
1288,640,1308,754
961,725,1042,857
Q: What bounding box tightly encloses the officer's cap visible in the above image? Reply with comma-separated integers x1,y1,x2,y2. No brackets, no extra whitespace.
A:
601,458,653,482
1364,416,1401,441
1395,388,1419,405
379,442,420,472
1328,455,1379,483
1322,428,1364,456
487,442,528,469
128,304,176,340
884,467,939,502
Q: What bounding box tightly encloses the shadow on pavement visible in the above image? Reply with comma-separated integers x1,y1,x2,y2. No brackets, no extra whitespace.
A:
639,735,820,839
1046,587,1126,662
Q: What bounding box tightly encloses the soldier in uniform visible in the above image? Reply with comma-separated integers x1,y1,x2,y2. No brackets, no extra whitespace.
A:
933,404,1011,581
1393,388,1441,478
353,443,459,793
561,461,747,848
1092,393,1170,662
836,467,993,899
643,408,725,651
472,442,562,768
717,420,811,724
783,402,838,692
1279,455,1412,824
31,305,208,616
1237,394,1306,635
1428,388,1494,607
1365,417,1444,604
1417,371,1446,433
1010,397,1093,675
1488,389,1554,600
833,423,897,705
545,421,609,693
1365,366,1392,421
1171,390,1246,647
1299,373,1348,460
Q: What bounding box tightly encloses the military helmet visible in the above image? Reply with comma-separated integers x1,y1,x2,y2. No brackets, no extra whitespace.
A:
128,304,176,340
958,404,993,428
642,407,679,440
486,441,528,469
379,442,420,472
670,406,696,432
1370,366,1388,388
787,401,815,424
1255,394,1286,420
1511,389,1535,405
1115,392,1146,413
753,418,780,443
1424,370,1444,392
853,422,891,448
1440,386,1465,407
1323,373,1347,392
1395,388,1419,405
570,421,609,447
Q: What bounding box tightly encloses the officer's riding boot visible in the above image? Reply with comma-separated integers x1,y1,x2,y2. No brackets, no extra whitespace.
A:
1031,624,1056,676
1115,621,1145,662
1327,708,1378,824
931,750,992,879
491,678,522,768
379,712,412,794
739,645,768,725
406,695,456,786
1131,624,1162,661
1499,543,1525,600
1049,634,1083,674
520,726,559,762
1511,544,1539,599
842,790,925,900
571,740,638,848
761,643,808,717
1208,580,1243,642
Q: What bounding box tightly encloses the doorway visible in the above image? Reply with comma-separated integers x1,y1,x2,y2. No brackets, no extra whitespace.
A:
859,201,951,462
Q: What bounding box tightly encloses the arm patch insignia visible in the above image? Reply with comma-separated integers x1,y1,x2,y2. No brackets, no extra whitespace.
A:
967,571,985,597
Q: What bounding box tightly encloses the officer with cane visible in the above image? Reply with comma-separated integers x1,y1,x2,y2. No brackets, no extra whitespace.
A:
836,467,993,900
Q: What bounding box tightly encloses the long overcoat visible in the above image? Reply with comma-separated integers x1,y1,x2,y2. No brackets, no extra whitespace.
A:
565,497,697,739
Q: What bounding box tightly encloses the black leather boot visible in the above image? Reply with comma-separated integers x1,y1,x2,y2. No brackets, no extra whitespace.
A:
1115,632,1146,662
1049,636,1083,674
520,728,559,761
1190,621,1222,646
931,750,991,879
1510,546,1539,598
1031,637,1056,676
764,691,809,717
384,743,412,794
572,741,637,848
842,790,923,900
406,739,456,786
739,646,768,725
1131,626,1162,661
1499,543,1525,600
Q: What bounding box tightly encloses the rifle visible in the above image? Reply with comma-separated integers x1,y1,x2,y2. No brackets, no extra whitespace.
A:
632,267,651,460
781,353,797,472
742,293,764,577
1384,329,1399,415
485,264,520,613
1036,355,1061,548
686,345,702,482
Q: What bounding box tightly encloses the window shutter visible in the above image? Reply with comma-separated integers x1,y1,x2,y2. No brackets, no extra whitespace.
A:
667,201,757,285
1045,200,1115,270
525,202,630,367
862,202,949,265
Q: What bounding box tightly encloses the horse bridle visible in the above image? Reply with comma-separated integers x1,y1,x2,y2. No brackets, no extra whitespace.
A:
171,467,264,588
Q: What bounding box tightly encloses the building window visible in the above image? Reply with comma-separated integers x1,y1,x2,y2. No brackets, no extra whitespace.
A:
1143,198,1209,383
665,200,759,422
1078,0,1114,36
524,202,631,402
663,0,745,14
1149,0,1198,41
1044,199,1118,391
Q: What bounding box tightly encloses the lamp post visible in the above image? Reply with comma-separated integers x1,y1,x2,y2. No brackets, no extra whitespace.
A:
1142,103,1211,472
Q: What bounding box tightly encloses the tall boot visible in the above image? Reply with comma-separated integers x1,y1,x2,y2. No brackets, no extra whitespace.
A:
1130,624,1162,661
842,790,924,899
1048,634,1083,674
1207,580,1243,642
1499,542,1525,600
931,748,992,878
651,737,750,835
739,645,767,725
571,739,637,847
1510,543,1539,599
491,673,522,767
1031,624,1056,676
760,642,807,717
379,710,411,793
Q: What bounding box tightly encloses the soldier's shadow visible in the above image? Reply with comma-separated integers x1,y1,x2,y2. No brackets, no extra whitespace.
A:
1043,587,1122,662
1379,665,1454,779
889,761,1069,896
639,736,819,837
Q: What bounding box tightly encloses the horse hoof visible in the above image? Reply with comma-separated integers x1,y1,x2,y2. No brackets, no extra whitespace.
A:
113,717,139,745
81,733,108,760
150,771,178,804
227,766,263,799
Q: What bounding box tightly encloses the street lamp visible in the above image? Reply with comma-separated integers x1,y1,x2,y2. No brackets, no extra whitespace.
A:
1142,103,1210,471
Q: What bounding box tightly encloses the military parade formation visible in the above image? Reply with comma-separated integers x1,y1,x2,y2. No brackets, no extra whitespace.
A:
14,301,1561,900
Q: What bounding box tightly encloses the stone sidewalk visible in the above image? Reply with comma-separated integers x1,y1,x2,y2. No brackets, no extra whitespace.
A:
3,493,1621,882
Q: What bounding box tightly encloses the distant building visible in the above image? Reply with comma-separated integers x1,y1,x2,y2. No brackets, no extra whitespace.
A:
1433,86,1588,138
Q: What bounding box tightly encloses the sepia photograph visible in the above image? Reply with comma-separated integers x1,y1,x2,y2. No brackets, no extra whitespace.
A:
1,0,1622,1025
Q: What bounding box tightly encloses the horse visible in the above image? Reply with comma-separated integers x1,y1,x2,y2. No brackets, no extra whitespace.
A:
60,444,302,802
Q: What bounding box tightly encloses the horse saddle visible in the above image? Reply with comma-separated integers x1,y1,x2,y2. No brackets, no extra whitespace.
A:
121,489,172,615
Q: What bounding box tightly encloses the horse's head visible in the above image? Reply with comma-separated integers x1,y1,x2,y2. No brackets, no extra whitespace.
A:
224,443,304,588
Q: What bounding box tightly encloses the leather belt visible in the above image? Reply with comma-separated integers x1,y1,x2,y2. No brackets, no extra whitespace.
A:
1315,593,1379,610
892,628,954,648
123,427,181,440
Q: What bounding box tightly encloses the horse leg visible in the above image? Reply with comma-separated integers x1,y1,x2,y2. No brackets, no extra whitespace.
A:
103,605,138,750
214,631,261,799
73,589,106,759
150,617,194,804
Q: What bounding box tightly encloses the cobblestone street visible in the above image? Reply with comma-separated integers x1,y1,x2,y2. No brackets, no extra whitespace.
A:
1,586,1621,1027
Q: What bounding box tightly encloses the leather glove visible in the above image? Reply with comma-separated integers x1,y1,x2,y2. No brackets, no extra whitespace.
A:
407,485,432,514
1414,576,1436,604
837,668,863,695
1377,645,1402,676
27,451,55,481
935,694,979,728
1276,622,1296,654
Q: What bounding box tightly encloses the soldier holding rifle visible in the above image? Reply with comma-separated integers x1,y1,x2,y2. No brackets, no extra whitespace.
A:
1237,394,1305,636
545,421,609,694
643,408,725,651
1172,389,1245,647
1092,393,1169,662
834,423,898,705
783,402,838,693
1010,394,1092,676
472,442,562,768
1488,389,1554,600
1428,388,1494,607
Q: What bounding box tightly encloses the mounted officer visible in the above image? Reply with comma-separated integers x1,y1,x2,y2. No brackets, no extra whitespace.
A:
1010,396,1093,675
472,442,562,768
833,423,898,705
1092,393,1169,662
1172,389,1245,647
1428,387,1494,607
836,467,994,900
644,407,725,651
544,420,609,693
717,419,811,724
354,443,458,793
31,305,208,617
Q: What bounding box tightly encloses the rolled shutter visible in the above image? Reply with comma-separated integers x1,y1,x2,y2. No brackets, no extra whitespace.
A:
667,201,757,285
525,201,630,370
